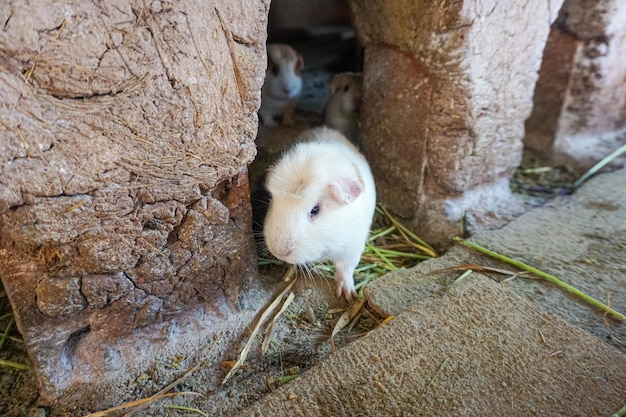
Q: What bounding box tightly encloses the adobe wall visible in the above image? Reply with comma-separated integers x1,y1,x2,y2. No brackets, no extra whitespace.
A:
525,0,626,168
0,0,268,403
349,0,564,247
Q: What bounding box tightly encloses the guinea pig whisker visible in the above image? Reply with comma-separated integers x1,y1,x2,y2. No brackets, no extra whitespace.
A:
303,264,327,291
297,263,311,286
301,263,318,287
252,230,267,242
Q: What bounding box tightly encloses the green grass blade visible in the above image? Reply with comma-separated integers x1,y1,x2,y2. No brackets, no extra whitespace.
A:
0,316,15,351
379,205,437,256
452,269,473,285
370,248,431,260
366,243,397,271
0,358,30,370
573,143,626,188
612,403,626,417
355,264,380,273
368,225,396,242
454,237,625,321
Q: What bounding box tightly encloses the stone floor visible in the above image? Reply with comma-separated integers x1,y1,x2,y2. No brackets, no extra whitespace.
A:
243,166,626,417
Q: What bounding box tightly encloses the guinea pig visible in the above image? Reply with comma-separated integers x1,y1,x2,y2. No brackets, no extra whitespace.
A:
258,43,304,128
323,72,363,142
263,126,376,301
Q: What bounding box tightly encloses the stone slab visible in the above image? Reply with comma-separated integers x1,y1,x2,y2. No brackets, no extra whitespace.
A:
242,273,626,416
369,168,626,347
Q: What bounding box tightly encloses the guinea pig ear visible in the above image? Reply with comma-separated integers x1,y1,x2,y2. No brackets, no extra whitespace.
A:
295,54,304,76
329,75,342,95
267,55,278,76
328,177,363,205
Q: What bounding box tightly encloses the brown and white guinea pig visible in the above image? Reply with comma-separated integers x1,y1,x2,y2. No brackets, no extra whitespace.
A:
258,43,304,128
323,72,363,142
263,126,376,301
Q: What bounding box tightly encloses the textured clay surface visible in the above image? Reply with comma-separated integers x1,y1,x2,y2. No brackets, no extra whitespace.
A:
244,274,626,416
351,0,564,247
0,0,268,404
525,0,626,169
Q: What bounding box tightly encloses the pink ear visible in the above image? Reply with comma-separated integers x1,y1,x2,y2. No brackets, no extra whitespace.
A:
295,54,304,75
330,76,341,95
328,177,363,204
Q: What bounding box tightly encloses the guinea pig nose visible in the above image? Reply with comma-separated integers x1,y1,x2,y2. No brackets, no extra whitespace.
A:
280,249,293,258
273,245,293,259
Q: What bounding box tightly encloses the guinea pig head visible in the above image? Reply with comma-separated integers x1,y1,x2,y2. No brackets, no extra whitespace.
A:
263,144,363,266
266,43,304,100
330,73,363,113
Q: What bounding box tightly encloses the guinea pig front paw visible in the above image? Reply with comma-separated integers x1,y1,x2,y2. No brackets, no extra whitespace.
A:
335,276,357,302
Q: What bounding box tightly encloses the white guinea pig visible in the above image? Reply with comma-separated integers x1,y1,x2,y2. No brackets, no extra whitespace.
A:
263,126,376,301
259,43,304,128
323,72,363,142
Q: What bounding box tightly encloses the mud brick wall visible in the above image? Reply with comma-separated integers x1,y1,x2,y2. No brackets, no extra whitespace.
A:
0,0,268,403
349,0,564,247
525,0,626,168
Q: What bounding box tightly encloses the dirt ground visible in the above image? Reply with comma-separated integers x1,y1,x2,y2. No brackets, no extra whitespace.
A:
1,262,393,417
2,33,625,417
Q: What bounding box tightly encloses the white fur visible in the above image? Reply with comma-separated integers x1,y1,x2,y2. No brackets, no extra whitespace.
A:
259,43,304,127
264,127,376,301
323,72,363,141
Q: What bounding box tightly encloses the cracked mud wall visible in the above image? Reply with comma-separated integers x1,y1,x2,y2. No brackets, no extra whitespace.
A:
0,0,268,403
525,0,626,168
349,0,564,247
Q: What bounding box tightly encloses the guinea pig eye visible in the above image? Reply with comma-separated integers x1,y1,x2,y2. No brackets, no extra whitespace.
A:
343,85,349,92
271,66,279,76
309,204,320,219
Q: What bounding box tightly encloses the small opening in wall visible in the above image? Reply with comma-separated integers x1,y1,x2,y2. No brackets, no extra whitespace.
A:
254,0,361,147
267,0,360,112
250,0,363,240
